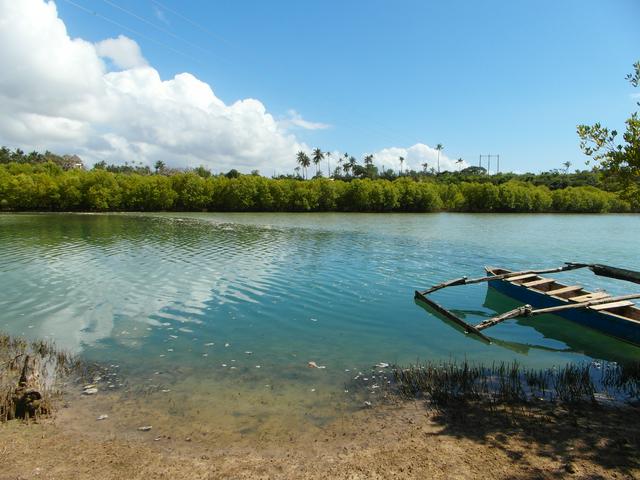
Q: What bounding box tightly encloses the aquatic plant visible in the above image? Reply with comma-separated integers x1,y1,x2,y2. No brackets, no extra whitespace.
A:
391,359,640,408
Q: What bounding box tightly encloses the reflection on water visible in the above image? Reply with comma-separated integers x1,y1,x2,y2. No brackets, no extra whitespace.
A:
1,212,639,432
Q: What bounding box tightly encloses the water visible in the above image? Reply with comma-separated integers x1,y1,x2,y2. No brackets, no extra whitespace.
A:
1,212,639,435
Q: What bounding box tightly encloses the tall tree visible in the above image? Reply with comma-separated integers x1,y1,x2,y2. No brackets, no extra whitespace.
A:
578,61,640,195
399,156,405,174
296,151,311,179
154,160,166,174
421,162,429,174
562,161,572,174
348,156,358,175
456,158,464,171
363,154,374,166
435,144,444,174
312,148,324,176
325,151,332,178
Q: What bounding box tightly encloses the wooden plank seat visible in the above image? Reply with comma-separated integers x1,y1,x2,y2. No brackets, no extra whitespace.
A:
523,278,556,288
590,300,635,311
546,285,583,296
507,273,538,282
570,291,610,302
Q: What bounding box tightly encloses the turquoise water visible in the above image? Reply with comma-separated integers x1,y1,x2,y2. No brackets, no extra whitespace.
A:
1,213,639,427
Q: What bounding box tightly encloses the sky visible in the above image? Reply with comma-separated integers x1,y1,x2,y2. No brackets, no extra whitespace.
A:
0,0,638,175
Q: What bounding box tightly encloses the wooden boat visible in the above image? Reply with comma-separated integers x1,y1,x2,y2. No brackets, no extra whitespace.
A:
484,266,640,346
414,262,640,346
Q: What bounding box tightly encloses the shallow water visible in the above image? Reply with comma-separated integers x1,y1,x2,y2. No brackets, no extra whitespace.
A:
1,212,639,433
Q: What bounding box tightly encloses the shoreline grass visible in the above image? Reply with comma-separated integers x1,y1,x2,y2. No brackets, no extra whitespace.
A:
0,333,79,422
390,359,640,408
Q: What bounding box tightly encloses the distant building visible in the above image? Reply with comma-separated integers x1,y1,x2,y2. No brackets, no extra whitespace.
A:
60,154,85,170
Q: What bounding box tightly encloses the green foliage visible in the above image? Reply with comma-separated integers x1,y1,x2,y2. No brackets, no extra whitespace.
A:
578,61,640,199
552,186,628,213
0,162,635,213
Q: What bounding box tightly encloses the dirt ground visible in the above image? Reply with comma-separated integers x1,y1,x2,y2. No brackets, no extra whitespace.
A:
1,399,639,480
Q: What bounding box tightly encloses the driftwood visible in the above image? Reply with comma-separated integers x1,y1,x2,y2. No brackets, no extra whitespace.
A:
9,354,46,420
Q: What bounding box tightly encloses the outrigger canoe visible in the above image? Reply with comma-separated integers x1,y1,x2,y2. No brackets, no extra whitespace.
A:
415,262,640,346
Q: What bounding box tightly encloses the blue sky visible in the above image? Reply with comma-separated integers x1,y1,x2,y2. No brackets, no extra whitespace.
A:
3,0,640,173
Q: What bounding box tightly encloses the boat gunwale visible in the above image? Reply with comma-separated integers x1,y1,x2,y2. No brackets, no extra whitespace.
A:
485,266,640,325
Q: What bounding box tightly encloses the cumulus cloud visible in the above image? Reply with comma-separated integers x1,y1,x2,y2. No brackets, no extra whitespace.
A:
0,0,305,172
280,110,331,130
95,35,147,69
373,143,467,173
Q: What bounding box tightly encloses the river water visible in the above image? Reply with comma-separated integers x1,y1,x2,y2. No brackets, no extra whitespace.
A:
1,212,639,438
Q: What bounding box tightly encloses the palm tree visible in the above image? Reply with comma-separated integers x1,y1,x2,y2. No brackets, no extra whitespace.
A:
435,144,443,174
325,151,332,178
421,162,429,174
312,148,324,176
364,154,374,166
296,151,311,179
348,156,357,175
563,161,572,174
154,160,166,174
398,156,405,175
456,158,464,171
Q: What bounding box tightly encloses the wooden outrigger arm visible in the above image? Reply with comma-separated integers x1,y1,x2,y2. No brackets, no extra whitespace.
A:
414,290,492,342
418,262,590,296
475,293,640,331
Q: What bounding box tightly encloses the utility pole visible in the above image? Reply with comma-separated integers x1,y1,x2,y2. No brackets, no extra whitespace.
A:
479,154,501,174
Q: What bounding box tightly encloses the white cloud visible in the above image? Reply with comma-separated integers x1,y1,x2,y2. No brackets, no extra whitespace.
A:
0,0,305,172
95,35,147,69
373,143,467,173
280,110,331,130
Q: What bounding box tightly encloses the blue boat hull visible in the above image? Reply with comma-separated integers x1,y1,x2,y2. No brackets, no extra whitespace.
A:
489,278,640,346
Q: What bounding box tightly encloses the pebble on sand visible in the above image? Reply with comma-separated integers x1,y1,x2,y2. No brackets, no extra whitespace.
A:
96,414,109,421
137,426,153,431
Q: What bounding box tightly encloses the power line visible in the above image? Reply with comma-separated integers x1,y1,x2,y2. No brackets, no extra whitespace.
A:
61,0,201,64
100,0,218,57
150,0,231,46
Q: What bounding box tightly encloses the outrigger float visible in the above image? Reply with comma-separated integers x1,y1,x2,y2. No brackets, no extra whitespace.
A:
415,262,640,346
